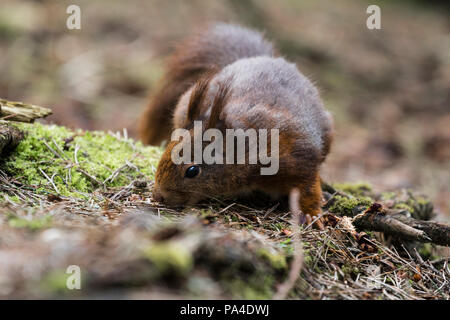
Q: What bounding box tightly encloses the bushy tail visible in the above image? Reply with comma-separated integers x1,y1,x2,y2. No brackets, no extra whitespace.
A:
139,23,274,145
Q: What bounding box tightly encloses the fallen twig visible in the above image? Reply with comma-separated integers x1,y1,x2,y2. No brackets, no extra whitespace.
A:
392,212,450,246
352,203,450,245
0,99,52,123
38,168,60,194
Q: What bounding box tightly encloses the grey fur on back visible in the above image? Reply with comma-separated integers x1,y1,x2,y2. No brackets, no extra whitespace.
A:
215,56,330,152
184,23,275,72
174,24,331,156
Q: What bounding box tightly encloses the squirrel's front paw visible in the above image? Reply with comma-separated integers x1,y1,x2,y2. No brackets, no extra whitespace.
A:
301,213,325,230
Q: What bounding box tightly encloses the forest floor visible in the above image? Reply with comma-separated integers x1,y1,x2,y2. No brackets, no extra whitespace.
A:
1,0,449,218
0,122,448,299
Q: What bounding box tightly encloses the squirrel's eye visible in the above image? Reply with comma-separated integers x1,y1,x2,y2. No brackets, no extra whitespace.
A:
185,165,200,178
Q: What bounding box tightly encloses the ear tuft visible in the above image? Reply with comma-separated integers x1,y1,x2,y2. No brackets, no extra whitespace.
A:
186,72,215,126
206,79,232,130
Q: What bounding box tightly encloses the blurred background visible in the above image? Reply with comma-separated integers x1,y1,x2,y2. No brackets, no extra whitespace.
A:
0,0,449,218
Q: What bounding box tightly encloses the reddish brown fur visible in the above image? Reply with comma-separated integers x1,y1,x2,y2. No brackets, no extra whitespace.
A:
138,34,216,145
186,73,216,127
206,82,232,130
142,24,332,217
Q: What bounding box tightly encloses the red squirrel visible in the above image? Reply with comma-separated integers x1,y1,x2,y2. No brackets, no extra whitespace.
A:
139,23,333,216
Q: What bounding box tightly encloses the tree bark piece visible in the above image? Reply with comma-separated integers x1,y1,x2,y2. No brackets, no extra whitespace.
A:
352,203,450,246
0,124,24,157
0,99,52,123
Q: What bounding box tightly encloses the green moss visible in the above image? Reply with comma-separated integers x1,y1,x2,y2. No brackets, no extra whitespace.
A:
221,247,289,299
278,238,293,254
303,252,313,266
417,243,439,261
0,194,21,203
381,192,396,200
8,215,52,231
228,275,274,299
40,269,84,294
257,248,288,271
267,221,289,232
1,122,163,200
341,264,359,278
40,270,71,293
332,182,373,197
391,193,433,220
414,196,431,206
393,203,414,212
328,195,372,216
142,242,193,275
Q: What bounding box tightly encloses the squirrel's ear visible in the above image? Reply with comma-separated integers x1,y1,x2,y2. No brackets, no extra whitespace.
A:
206,80,232,130
186,73,215,125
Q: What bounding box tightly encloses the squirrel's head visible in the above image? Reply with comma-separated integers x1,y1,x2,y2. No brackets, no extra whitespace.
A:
153,75,235,206
153,139,233,206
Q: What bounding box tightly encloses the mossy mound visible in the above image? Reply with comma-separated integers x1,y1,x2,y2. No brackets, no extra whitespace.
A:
331,182,373,197
0,122,163,200
327,195,373,217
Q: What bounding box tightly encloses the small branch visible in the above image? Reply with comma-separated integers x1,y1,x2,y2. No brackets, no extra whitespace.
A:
76,168,104,188
0,98,52,123
42,139,63,159
38,168,60,194
103,164,128,184
352,203,450,245
392,213,450,247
